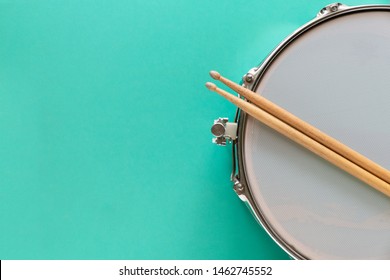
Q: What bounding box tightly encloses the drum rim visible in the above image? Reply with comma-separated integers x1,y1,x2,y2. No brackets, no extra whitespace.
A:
235,4,390,260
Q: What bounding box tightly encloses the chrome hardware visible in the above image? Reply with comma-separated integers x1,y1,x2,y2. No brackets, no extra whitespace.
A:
244,73,254,83
233,176,243,193
233,176,248,201
242,67,259,88
317,3,348,17
211,118,238,146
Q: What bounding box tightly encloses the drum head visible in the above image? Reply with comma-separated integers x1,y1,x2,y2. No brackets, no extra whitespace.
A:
242,9,390,259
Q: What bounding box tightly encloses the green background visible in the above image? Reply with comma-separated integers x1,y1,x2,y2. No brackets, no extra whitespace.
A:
0,0,388,259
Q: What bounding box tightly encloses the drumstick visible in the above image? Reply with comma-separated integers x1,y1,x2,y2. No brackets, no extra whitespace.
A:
205,82,390,197
210,70,390,185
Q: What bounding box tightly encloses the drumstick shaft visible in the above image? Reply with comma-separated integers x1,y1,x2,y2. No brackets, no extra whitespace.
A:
210,71,390,185
206,82,390,197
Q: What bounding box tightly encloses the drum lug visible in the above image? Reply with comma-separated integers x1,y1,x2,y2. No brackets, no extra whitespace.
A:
211,118,237,146
317,3,349,17
242,67,259,88
233,177,247,201
233,177,243,193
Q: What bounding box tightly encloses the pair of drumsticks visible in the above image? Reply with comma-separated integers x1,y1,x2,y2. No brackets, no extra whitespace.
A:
206,71,390,197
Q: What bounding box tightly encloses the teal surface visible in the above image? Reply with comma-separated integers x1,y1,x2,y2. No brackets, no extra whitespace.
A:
0,0,388,260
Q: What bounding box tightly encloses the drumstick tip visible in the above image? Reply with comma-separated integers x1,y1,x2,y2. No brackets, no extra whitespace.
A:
209,70,221,80
205,82,217,91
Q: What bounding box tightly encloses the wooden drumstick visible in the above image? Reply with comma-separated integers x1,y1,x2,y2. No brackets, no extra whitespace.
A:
210,70,390,185
206,82,390,197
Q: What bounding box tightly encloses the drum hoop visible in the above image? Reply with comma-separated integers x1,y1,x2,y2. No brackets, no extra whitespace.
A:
234,4,390,260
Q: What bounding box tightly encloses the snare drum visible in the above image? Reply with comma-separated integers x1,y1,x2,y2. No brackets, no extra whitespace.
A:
211,3,390,259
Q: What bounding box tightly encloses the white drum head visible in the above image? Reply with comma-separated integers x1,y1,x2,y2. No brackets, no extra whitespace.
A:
243,9,390,259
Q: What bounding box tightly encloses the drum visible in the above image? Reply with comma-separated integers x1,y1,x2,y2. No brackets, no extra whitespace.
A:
211,3,390,259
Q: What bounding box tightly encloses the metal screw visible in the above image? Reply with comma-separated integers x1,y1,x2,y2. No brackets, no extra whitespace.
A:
211,122,225,137
330,5,338,12
234,182,244,192
245,74,254,83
